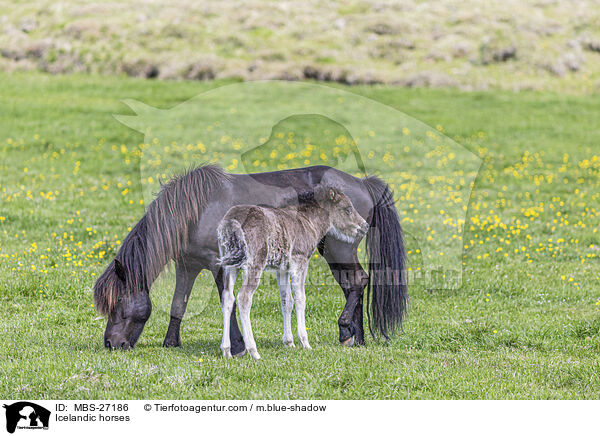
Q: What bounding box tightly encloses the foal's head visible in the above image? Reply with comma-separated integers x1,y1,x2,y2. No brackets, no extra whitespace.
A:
315,185,368,243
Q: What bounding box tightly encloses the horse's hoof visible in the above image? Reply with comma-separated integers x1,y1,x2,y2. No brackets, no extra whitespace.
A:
339,325,355,344
222,348,233,358
162,339,181,348
231,341,246,356
233,349,247,358
342,336,355,347
284,341,295,348
249,349,261,360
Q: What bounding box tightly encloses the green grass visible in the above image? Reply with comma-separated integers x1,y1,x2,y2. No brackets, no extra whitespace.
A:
1,71,599,399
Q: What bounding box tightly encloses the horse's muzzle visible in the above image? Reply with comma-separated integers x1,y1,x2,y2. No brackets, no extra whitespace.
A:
105,339,132,350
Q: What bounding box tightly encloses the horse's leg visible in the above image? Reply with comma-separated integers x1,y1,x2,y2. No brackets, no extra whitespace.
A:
291,263,311,350
338,260,368,347
163,263,200,347
211,267,246,357
319,238,369,346
220,266,238,358
277,270,294,348
237,267,262,359
352,292,365,345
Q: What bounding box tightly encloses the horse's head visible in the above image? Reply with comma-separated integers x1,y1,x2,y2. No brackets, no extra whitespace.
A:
95,259,152,350
104,292,152,350
319,186,368,242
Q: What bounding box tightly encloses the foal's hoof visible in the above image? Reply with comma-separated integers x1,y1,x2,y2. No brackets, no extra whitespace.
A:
300,341,312,350
233,348,247,358
248,349,261,360
222,348,233,358
342,336,355,347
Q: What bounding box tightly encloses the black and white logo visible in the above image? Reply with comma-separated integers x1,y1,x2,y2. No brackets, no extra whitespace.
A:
3,402,50,434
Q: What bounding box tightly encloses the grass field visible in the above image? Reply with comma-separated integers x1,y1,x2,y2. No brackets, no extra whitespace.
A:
1,72,599,399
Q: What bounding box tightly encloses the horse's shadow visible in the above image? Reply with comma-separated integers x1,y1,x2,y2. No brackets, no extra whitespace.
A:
157,337,287,357
65,337,289,357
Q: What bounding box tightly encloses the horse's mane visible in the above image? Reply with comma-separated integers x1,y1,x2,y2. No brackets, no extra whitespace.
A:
280,183,344,209
93,164,230,315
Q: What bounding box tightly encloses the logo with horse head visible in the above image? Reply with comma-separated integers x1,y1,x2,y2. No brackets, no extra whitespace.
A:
3,402,50,434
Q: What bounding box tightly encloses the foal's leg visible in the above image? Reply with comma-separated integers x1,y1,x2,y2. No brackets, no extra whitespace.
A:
237,267,262,359
164,262,200,347
212,268,246,357
291,263,311,350
220,267,238,358
277,270,294,348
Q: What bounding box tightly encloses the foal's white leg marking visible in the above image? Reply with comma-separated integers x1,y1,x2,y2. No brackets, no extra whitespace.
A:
220,267,237,358
238,268,262,359
277,270,294,348
292,264,311,350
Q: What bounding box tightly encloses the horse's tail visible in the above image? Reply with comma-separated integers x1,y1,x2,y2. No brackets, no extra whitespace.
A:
217,219,248,268
363,176,409,338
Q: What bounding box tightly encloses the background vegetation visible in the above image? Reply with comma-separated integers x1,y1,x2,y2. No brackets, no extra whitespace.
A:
2,0,600,92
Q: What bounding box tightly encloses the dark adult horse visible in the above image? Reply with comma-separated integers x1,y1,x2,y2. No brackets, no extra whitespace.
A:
94,165,408,353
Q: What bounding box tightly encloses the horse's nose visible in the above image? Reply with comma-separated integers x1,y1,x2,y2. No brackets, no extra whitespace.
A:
104,339,131,350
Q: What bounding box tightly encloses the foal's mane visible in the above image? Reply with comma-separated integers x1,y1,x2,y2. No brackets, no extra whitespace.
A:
94,165,229,314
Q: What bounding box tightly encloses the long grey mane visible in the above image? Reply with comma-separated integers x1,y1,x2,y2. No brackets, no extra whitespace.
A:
94,164,229,314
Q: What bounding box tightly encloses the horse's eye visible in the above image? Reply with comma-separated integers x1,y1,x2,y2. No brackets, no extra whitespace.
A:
345,207,352,215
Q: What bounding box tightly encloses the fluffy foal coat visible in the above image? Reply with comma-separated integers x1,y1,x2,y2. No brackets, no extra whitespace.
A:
217,185,368,359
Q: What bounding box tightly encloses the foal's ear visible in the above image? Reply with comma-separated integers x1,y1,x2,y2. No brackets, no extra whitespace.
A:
114,259,127,284
328,187,340,203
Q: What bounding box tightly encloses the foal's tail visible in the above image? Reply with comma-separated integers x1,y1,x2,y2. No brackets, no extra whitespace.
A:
363,176,409,338
217,219,248,268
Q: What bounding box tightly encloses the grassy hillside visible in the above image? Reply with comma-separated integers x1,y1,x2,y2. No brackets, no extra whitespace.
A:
0,72,599,398
2,0,600,93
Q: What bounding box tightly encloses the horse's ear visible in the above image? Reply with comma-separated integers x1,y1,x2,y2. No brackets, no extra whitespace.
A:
114,259,127,284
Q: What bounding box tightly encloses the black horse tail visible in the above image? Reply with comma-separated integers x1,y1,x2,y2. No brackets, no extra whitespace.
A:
363,176,409,338
217,219,248,268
